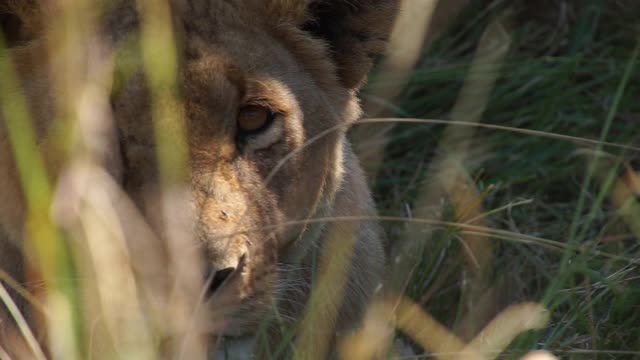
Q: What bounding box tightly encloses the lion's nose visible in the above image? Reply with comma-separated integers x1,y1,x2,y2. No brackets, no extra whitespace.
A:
208,267,235,295
206,254,245,296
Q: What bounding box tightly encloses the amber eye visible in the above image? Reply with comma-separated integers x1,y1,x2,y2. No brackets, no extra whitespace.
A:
237,105,275,134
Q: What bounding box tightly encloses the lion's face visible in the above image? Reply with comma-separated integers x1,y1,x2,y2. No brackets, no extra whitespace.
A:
0,0,398,353
111,2,366,335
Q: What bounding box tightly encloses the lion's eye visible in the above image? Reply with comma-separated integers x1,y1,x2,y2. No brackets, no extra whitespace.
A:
237,105,275,134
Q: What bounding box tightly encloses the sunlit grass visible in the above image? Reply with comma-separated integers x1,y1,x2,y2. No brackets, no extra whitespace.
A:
1,0,639,359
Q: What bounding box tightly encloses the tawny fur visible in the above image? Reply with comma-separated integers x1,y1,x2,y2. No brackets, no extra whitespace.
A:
0,0,398,357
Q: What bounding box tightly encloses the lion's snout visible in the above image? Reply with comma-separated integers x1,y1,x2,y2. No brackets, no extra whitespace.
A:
203,230,278,335
206,252,246,296
202,228,251,294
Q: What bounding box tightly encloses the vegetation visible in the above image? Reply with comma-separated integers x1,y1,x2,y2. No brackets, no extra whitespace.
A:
362,0,640,358
1,0,639,359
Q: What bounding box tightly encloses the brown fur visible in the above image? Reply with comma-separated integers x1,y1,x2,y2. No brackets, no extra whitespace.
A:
0,0,44,46
0,0,398,357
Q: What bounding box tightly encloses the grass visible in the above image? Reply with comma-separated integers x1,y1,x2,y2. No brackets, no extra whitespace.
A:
1,0,639,359
362,0,640,357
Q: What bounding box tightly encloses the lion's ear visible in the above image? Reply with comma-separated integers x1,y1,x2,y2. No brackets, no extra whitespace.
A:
301,0,399,89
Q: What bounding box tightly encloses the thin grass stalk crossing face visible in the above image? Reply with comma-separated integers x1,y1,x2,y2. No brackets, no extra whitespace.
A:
1,0,640,359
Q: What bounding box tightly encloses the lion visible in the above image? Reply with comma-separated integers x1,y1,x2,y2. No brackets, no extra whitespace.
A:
0,0,399,357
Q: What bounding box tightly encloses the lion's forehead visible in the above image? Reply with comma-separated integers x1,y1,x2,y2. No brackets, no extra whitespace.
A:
179,0,308,28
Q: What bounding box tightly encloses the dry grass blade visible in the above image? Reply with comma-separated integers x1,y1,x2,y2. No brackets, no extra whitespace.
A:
210,215,640,265
264,117,640,213
597,159,640,241
394,297,476,360
443,8,512,339
0,281,46,360
462,303,549,359
520,351,558,360
358,119,640,153
338,300,396,359
354,0,474,182
61,166,157,359
380,10,514,336
352,0,439,183
0,269,46,316
294,218,361,360
350,297,550,360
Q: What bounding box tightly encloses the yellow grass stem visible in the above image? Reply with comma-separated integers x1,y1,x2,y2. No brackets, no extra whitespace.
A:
137,0,188,186
294,218,360,360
